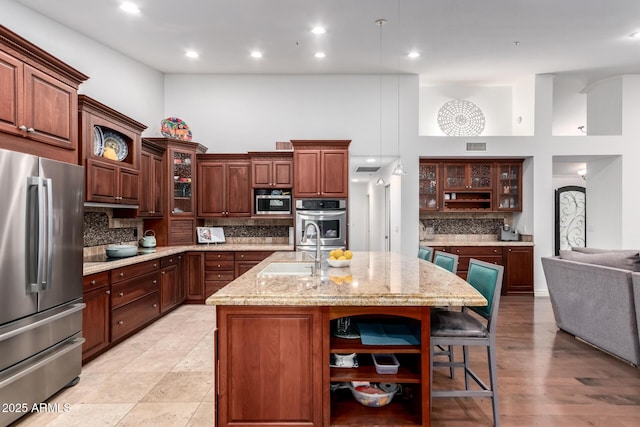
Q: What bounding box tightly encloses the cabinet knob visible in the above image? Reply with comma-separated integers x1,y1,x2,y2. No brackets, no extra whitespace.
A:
162,271,166,275
217,264,221,268
169,258,173,262
90,280,96,285
178,256,182,259
493,249,497,253
118,320,124,325
153,280,157,284
119,273,124,277
240,254,244,258
106,290,111,295
508,248,512,252
153,263,157,268
153,304,158,308
27,127,35,133
19,125,27,131
119,292,124,297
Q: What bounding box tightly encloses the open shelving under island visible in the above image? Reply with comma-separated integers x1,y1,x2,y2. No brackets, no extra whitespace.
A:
206,251,487,427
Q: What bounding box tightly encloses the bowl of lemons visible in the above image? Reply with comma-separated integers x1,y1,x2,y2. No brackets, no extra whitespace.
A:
328,249,353,267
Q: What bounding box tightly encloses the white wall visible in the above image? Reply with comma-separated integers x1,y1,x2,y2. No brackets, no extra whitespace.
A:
552,76,587,136
585,77,623,135
512,76,536,136
585,157,623,248
419,85,512,136
348,182,369,251
1,1,165,136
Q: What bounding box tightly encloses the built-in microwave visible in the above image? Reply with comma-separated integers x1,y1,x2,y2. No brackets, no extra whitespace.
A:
255,194,292,215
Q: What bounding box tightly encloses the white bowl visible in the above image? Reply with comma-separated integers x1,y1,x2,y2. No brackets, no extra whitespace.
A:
350,384,396,407
327,259,350,268
105,244,138,258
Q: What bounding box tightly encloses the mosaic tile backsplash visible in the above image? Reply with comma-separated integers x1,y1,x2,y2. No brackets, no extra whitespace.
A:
420,218,506,235
84,212,138,247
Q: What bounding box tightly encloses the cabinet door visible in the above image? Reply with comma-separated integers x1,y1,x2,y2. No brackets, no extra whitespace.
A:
321,149,348,197
160,263,178,312
419,162,439,210
198,161,226,216
184,252,204,301
217,306,323,426
86,159,118,203
505,246,534,294
138,151,163,216
272,160,293,187
176,254,185,303
496,162,522,211
152,155,164,214
82,274,110,363
171,149,195,215
294,150,321,197
119,166,140,205
443,163,466,189
251,160,272,187
23,64,77,150
469,162,492,189
0,50,23,135
226,162,251,216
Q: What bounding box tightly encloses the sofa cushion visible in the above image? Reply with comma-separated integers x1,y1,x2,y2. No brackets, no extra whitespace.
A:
571,246,639,256
559,250,640,271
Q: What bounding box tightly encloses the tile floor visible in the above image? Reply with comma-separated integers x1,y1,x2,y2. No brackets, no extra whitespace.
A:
14,305,217,427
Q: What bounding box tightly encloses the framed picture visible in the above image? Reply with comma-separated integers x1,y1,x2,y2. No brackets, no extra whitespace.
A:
197,227,225,244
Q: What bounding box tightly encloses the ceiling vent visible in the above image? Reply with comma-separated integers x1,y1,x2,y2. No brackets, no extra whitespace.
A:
466,142,487,152
355,166,381,173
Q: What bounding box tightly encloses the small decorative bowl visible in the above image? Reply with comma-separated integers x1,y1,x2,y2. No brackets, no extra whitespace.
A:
350,384,397,407
328,259,350,268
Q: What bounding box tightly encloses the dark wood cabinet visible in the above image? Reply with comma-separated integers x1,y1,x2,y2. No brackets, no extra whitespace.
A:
291,140,351,198
250,152,293,188
141,138,207,246
204,252,235,299
160,254,184,312
197,154,251,217
504,246,534,294
78,95,146,206
81,272,110,363
419,161,440,211
110,260,160,343
0,26,88,164
138,139,165,217
495,161,523,211
448,246,503,281
216,306,323,427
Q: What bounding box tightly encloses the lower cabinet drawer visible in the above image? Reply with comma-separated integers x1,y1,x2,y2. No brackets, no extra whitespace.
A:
458,255,503,271
204,260,235,271
205,281,229,299
111,292,160,342
205,270,235,282
111,271,159,309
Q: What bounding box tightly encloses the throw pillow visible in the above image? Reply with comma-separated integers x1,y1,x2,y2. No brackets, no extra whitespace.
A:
560,250,640,271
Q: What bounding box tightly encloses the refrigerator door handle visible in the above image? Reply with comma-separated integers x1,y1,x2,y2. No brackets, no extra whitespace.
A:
0,303,86,343
42,178,54,290
26,176,46,294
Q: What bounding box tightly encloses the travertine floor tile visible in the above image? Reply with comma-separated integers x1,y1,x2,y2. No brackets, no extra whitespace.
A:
79,371,167,403
44,403,135,426
172,335,214,372
186,402,214,426
116,402,199,427
119,348,184,373
142,372,212,403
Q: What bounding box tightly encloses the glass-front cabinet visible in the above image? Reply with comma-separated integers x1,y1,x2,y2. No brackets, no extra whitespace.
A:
171,149,194,215
419,161,439,211
443,162,492,189
496,161,523,211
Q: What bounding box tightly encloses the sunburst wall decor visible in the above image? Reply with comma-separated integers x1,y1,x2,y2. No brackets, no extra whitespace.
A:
437,99,486,136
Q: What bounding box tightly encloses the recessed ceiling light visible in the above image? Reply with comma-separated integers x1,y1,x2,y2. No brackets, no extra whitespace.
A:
185,50,199,59
250,51,263,59
366,158,376,163
407,51,421,59
119,2,140,14
311,26,326,35
314,52,326,59
351,178,359,182
630,32,640,39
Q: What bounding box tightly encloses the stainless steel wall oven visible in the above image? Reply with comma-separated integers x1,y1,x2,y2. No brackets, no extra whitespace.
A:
295,199,347,254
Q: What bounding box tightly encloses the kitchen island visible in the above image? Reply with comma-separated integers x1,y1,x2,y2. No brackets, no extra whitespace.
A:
206,251,487,427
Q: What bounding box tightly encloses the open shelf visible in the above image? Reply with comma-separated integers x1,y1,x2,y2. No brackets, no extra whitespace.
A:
330,387,422,426
330,364,421,384
330,336,421,354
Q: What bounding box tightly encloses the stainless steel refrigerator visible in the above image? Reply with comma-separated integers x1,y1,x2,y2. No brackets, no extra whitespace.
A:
0,148,85,425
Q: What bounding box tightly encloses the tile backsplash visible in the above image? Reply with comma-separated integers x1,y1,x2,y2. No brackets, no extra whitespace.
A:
83,211,141,247
419,212,513,238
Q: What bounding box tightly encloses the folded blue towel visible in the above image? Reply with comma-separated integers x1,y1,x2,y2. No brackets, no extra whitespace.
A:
357,321,421,345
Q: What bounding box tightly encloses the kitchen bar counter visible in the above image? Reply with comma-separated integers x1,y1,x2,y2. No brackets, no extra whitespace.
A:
83,243,293,276
209,251,486,427
206,250,487,307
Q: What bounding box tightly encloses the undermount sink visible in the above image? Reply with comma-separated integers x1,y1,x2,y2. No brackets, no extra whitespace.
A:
258,262,315,276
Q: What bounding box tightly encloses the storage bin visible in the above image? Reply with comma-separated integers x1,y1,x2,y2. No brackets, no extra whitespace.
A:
372,353,399,374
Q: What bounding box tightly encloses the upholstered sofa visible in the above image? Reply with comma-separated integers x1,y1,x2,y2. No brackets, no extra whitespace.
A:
541,248,640,366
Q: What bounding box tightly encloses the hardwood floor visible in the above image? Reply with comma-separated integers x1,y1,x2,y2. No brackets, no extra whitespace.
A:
13,297,640,426
431,296,640,426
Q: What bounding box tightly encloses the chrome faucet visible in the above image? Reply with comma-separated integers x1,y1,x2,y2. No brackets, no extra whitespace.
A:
302,221,322,275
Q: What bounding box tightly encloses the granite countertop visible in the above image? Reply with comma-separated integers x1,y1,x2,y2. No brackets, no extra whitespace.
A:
205,251,487,307
420,240,534,247
83,243,294,276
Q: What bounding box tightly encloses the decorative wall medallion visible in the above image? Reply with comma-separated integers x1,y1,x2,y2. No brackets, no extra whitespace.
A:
437,99,486,136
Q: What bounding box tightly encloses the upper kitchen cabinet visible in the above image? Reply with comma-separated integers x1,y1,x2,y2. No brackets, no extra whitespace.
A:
0,25,88,164
291,140,351,198
197,154,251,217
142,137,207,246
138,139,165,217
443,161,492,190
495,160,523,211
249,151,293,188
78,95,147,206
419,161,440,211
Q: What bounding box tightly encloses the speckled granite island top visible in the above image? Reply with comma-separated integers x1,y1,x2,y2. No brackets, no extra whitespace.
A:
206,251,487,307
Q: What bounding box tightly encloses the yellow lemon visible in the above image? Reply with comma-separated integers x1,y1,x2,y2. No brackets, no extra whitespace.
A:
338,255,347,260
329,256,336,260
334,249,344,258
329,250,336,258
344,250,353,260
